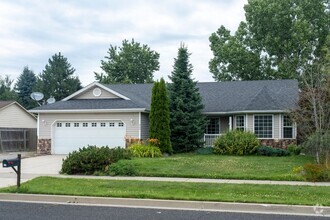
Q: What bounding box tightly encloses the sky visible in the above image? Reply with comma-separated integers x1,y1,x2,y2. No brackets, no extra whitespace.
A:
0,0,247,86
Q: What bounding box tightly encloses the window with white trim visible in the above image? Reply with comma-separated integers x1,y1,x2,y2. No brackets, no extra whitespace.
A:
205,118,220,134
74,123,79,127
100,122,106,127
283,115,294,139
254,115,273,138
83,122,88,127
236,115,245,131
65,123,70,127
118,122,124,127
57,123,62,127
91,122,97,127
109,122,115,127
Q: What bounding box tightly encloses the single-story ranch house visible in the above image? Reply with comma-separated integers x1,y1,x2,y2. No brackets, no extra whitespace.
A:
29,79,298,154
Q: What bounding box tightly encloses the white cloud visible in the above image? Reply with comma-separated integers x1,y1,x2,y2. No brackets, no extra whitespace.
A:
0,0,247,85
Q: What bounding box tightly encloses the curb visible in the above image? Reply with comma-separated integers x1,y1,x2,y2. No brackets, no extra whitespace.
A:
0,193,329,217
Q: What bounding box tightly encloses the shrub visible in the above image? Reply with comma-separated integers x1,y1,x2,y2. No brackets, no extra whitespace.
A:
287,144,301,155
195,147,214,155
213,130,259,155
109,160,137,176
302,163,329,182
61,146,131,175
129,143,162,158
256,146,290,156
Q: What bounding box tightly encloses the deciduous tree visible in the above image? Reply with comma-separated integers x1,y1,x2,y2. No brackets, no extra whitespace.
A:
96,39,160,84
209,0,329,81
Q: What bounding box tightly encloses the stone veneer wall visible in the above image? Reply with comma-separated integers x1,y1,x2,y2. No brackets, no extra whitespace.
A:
260,139,297,149
37,139,51,154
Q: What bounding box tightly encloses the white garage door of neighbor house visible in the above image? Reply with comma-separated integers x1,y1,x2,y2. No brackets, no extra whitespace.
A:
53,121,126,154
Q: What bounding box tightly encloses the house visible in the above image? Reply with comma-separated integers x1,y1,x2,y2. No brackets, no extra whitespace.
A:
29,80,299,154
0,101,37,152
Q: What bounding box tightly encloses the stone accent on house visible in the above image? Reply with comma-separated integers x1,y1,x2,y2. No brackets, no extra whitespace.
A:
260,139,297,149
37,139,51,154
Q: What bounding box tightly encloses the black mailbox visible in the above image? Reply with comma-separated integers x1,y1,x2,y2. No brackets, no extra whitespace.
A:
2,158,20,168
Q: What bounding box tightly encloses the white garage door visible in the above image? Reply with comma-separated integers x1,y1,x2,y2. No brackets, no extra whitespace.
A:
53,121,126,154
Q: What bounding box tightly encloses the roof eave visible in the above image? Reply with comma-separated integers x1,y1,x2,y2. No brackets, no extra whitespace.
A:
29,108,147,114
204,110,290,115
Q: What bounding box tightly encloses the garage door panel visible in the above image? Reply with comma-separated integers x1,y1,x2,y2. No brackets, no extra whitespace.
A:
53,121,126,154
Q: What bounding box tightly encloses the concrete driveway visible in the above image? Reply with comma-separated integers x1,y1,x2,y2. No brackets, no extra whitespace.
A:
0,154,66,188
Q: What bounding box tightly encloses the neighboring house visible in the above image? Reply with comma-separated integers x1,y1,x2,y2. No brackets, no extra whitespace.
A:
0,101,37,152
29,80,298,154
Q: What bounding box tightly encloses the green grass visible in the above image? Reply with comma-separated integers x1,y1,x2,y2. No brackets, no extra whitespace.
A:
118,154,314,181
1,176,329,206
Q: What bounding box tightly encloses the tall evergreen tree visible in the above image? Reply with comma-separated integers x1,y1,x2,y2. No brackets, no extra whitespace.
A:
149,78,172,154
0,75,17,100
36,52,82,101
15,66,37,109
168,44,206,153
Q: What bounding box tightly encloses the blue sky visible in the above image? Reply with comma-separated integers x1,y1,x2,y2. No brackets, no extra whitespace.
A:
0,0,247,86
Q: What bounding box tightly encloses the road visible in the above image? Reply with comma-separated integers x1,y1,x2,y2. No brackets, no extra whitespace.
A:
0,201,326,220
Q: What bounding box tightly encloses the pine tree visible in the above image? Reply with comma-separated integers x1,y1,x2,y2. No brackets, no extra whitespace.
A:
15,66,37,109
168,44,206,153
36,52,82,101
149,78,172,154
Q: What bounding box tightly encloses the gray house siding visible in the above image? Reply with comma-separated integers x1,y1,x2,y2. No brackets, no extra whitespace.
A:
140,113,149,140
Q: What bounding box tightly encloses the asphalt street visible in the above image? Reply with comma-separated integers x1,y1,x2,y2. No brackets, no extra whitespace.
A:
0,201,327,220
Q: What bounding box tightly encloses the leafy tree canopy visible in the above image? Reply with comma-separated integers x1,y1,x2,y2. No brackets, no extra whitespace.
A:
15,66,37,109
95,39,160,84
209,0,330,81
35,52,82,102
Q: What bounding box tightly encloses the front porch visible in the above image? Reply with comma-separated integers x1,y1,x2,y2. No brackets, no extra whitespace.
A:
204,116,231,146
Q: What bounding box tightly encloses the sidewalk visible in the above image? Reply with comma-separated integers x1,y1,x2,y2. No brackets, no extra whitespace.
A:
49,175,330,186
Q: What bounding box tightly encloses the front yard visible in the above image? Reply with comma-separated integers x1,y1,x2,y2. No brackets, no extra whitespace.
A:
116,154,314,181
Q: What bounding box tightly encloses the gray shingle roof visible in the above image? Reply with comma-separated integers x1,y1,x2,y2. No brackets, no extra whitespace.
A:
30,80,298,113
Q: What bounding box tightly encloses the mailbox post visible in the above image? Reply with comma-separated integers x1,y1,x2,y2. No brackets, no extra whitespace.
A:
2,154,21,189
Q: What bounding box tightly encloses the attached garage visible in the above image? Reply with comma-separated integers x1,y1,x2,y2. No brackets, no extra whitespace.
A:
52,120,126,154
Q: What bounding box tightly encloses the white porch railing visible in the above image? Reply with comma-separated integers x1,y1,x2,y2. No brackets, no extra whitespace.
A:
204,134,221,147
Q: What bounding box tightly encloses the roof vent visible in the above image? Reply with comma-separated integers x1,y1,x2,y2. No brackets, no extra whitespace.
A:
93,88,102,97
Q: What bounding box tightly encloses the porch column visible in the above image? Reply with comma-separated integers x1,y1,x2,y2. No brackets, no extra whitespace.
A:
229,116,232,130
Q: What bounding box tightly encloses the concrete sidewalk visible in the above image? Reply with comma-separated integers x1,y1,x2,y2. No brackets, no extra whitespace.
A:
51,175,330,186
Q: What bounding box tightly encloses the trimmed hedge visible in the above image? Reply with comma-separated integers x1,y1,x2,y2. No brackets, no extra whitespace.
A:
256,146,290,156
61,146,131,175
214,130,260,155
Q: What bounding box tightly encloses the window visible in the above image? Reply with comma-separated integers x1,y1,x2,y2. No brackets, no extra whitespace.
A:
65,123,70,127
109,122,115,127
118,122,124,127
205,118,220,134
83,122,88,127
254,115,273,138
74,123,79,127
92,122,97,127
283,115,294,139
100,122,106,127
236,115,245,131
57,123,62,127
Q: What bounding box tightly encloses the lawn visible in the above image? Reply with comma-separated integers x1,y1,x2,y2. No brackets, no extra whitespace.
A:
117,154,314,181
1,176,329,206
